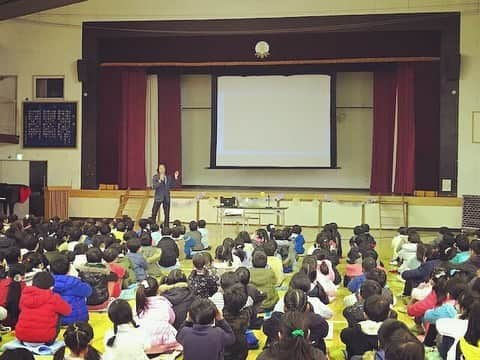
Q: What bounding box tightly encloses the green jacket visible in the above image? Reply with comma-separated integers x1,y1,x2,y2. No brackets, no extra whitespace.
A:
139,246,163,278
116,255,136,288
249,267,279,311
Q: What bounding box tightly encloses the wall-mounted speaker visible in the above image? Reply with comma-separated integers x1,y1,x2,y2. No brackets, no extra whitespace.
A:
76,59,87,83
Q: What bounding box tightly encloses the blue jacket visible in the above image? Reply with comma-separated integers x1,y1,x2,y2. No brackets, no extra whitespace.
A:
293,234,305,254
127,252,148,282
347,273,366,293
53,274,92,325
402,259,441,284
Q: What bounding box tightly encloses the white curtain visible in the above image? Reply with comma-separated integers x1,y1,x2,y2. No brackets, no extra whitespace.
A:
145,74,158,187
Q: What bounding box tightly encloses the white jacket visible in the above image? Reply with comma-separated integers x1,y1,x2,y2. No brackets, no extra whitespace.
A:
436,317,468,360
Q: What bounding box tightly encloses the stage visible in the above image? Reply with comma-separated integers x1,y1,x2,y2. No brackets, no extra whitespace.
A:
45,186,462,230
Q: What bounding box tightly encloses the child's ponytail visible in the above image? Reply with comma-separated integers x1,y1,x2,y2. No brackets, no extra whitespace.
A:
136,277,159,316
107,299,139,347
319,261,330,276
278,311,316,360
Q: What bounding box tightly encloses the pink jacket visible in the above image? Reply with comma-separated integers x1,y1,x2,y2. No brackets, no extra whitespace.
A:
316,260,335,282
137,296,179,349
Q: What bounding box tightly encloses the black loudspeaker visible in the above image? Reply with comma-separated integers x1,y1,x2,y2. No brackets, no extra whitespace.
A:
76,59,87,83
444,53,460,81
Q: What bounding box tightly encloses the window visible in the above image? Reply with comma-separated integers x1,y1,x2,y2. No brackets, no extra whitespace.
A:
33,76,64,100
0,75,17,136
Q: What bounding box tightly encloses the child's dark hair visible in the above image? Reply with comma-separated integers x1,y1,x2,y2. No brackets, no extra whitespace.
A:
252,249,267,268
138,218,149,230
263,240,277,257
384,335,425,360
235,267,250,285
106,299,139,347
74,243,88,256
365,268,387,288
22,252,45,272
189,221,198,231
86,248,103,263
360,280,382,300
408,230,421,244
270,311,319,360
289,272,311,293
362,257,377,272
50,256,70,275
215,245,233,265
164,269,187,285
0,349,35,360
53,322,101,360
255,228,269,242
364,294,390,322
5,247,20,264
236,231,251,244
455,234,470,252
136,276,159,315
192,253,208,271
22,234,38,251
284,289,308,312
318,261,330,276
150,223,159,232
139,233,152,247
188,298,217,325
300,258,317,283
42,236,57,252
223,284,247,316
103,247,119,263
292,225,302,234
431,268,449,306
32,271,54,289
126,238,141,253
220,271,239,290
198,219,206,228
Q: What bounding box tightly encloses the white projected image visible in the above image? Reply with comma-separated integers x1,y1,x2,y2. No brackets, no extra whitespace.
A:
215,75,332,167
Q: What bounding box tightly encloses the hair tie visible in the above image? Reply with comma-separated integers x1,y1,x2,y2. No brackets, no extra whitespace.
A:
291,329,305,337
140,280,149,289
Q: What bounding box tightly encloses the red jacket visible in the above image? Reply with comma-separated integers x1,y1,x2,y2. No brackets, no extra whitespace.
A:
15,286,71,343
407,290,437,318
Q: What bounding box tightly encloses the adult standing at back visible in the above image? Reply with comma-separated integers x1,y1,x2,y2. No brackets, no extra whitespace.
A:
151,163,180,226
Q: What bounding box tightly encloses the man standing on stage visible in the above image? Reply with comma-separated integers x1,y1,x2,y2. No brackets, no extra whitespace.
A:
151,163,180,226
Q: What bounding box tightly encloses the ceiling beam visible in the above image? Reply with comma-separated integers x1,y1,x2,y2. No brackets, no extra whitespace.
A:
0,0,86,21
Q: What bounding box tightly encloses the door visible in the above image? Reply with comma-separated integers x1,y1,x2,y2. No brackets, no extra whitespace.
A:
29,161,47,216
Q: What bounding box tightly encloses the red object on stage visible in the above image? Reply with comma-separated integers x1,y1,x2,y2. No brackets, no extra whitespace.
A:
19,186,31,203
370,70,397,194
157,75,182,185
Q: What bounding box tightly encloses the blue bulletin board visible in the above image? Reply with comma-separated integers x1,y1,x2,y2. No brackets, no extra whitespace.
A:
23,102,77,148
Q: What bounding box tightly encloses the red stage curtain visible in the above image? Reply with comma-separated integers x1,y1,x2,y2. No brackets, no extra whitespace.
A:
118,69,147,189
98,68,147,189
370,70,397,194
157,75,182,183
97,68,122,185
394,63,416,194
414,62,440,191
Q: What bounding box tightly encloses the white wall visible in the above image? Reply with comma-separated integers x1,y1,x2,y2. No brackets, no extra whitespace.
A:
181,72,373,188
457,13,480,196
0,20,82,188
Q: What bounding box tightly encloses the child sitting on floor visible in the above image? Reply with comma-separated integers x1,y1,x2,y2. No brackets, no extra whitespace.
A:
198,219,210,250
103,299,149,360
235,267,266,328
249,250,279,312
340,294,391,359
184,221,204,259
138,233,163,278
188,253,218,298
15,272,71,344
262,240,284,287
223,284,255,360
290,225,305,255
51,256,92,325
77,248,117,309
103,247,126,298
135,276,181,354
347,256,377,294
159,270,195,330
176,298,235,360
126,238,148,282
